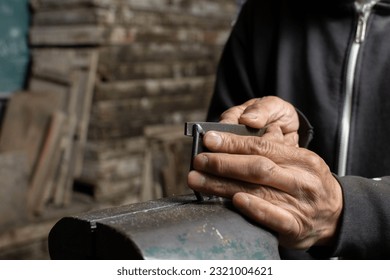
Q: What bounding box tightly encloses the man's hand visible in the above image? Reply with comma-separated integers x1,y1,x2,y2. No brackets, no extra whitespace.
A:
219,96,300,146
187,131,343,249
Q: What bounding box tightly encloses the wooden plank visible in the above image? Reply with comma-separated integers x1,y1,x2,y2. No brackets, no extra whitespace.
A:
29,49,99,205
28,79,69,107
32,48,96,67
35,7,232,31
112,8,232,29
73,50,99,178
38,140,63,210
30,0,236,19
0,91,65,174
29,25,106,46
31,50,75,84
52,116,77,207
106,25,230,45
0,237,49,260
0,220,56,251
80,154,143,182
30,0,115,9
29,25,228,47
89,176,141,202
0,194,97,252
32,7,115,26
87,121,145,140
0,152,29,232
31,48,96,81
87,108,207,140
140,147,156,202
98,43,218,65
28,112,66,216
144,124,188,138
94,76,215,100
114,0,236,19
90,93,207,122
98,59,216,81
27,73,83,210
83,137,146,161
31,49,99,180
53,65,93,206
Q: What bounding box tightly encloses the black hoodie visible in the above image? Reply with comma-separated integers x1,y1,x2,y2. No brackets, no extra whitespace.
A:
207,0,390,259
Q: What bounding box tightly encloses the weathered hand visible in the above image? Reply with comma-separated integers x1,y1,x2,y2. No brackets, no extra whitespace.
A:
219,96,300,146
187,131,343,249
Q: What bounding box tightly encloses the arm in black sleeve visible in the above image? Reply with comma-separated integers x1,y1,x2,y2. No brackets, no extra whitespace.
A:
309,176,390,259
206,0,258,122
206,0,390,260
207,1,314,149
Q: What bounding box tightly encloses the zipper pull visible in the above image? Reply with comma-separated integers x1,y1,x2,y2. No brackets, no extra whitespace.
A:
355,12,369,43
354,1,378,43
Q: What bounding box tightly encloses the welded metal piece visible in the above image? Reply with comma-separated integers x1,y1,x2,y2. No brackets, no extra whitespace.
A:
185,122,266,137
49,195,280,260
185,122,266,201
190,124,206,201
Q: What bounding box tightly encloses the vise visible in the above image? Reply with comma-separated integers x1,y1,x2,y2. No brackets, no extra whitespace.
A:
48,122,280,260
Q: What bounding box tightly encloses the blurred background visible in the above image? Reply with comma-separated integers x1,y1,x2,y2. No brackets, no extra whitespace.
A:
0,0,237,259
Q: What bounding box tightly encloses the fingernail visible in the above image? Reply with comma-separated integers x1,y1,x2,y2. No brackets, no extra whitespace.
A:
196,154,208,167
188,171,206,187
234,193,250,206
241,113,258,120
205,132,222,148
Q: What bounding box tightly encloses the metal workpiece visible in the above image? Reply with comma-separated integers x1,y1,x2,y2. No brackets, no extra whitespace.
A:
185,122,266,201
48,195,280,260
185,122,266,137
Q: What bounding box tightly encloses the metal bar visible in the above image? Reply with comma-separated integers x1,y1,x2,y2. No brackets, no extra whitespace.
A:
185,122,266,201
185,122,266,137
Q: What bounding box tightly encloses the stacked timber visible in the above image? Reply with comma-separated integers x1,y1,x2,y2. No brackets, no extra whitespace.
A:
29,0,235,202
0,48,98,216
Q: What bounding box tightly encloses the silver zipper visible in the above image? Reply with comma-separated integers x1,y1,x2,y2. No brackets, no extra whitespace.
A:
337,0,378,176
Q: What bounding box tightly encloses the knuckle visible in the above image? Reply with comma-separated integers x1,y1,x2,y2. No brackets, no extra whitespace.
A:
258,158,277,177
264,95,279,103
221,134,237,151
302,150,324,169
222,133,255,154
253,138,275,156
212,157,227,174
248,157,276,184
220,109,232,119
220,109,240,123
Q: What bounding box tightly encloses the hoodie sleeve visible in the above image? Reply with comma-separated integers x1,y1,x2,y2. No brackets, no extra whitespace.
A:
206,0,258,122
207,0,390,260
310,176,390,259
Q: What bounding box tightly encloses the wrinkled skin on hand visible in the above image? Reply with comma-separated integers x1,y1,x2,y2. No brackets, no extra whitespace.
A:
220,96,300,147
188,97,343,249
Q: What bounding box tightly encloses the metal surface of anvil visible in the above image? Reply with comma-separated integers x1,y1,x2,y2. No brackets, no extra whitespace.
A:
48,195,280,260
